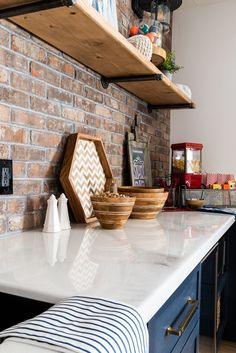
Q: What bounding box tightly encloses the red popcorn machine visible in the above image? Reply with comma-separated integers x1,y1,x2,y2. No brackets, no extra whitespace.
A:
171,142,203,188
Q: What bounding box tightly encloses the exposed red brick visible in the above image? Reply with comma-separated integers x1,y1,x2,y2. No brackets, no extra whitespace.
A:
111,134,124,145
0,104,10,122
31,62,60,86
30,96,60,116
119,102,133,116
0,200,7,214
95,105,112,117
13,161,26,177
0,14,171,236
104,96,119,110
85,114,102,128
13,180,42,196
61,76,84,95
2,20,30,38
8,213,35,231
46,149,64,163
0,67,9,83
104,143,123,156
47,86,73,104
75,125,97,137
0,143,9,158
0,27,10,47
7,198,26,214
47,53,75,77
85,87,103,103
112,111,125,124
96,130,111,143
0,124,28,143
75,69,95,86
109,86,127,103
110,155,123,166
31,131,65,148
27,195,47,211
12,35,47,63
112,167,122,177
0,87,29,108
11,145,45,161
126,96,137,109
11,72,46,97
27,163,56,178
12,109,46,129
62,106,85,123
74,97,96,113
0,48,29,72
46,118,73,133
103,120,124,134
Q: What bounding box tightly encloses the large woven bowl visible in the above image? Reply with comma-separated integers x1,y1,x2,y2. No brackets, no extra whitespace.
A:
118,187,168,219
91,195,136,229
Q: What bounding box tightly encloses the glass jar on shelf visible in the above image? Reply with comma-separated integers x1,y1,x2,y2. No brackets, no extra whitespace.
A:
128,18,163,48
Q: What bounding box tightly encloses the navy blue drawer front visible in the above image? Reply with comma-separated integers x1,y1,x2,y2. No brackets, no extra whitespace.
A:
173,323,199,353
148,265,201,353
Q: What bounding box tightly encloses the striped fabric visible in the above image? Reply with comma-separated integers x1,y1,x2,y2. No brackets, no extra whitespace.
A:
0,296,149,353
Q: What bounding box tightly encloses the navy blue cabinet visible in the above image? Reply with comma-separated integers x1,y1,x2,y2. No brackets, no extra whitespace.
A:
223,222,236,341
200,230,230,353
179,324,199,353
148,266,201,353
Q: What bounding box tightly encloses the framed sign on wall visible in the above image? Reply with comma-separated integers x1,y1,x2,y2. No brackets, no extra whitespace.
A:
128,139,152,187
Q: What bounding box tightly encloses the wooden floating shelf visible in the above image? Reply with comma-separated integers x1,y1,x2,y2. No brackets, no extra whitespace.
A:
0,0,195,110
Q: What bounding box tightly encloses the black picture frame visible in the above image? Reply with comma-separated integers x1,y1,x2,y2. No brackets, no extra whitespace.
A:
0,159,13,195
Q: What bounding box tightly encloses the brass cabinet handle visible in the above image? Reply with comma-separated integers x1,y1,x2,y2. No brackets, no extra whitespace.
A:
166,298,199,337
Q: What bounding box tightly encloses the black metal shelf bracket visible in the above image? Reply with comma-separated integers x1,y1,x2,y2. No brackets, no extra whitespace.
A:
0,0,75,19
101,74,162,89
148,102,195,112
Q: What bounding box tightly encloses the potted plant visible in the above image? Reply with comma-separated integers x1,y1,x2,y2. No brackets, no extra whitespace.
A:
159,51,183,80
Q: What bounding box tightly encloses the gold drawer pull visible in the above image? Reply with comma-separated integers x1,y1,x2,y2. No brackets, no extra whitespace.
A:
166,298,199,337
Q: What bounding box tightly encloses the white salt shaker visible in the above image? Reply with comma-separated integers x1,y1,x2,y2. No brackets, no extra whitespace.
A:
43,194,61,233
58,193,71,230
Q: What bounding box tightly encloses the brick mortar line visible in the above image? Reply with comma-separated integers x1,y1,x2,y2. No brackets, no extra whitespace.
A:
0,48,149,112
0,119,74,137
0,75,139,120
0,26,157,109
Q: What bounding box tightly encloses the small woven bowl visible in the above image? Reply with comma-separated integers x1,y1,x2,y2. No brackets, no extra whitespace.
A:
186,199,205,209
91,195,136,229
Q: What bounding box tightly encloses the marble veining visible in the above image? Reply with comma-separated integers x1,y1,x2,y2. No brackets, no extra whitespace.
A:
0,212,234,323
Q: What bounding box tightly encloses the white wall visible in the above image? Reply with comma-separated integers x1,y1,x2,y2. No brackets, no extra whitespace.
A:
171,0,236,176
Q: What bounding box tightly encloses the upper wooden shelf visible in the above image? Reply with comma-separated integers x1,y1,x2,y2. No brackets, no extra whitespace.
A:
0,0,195,110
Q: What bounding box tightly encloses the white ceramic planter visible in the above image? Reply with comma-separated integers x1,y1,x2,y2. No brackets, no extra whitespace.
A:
161,70,173,81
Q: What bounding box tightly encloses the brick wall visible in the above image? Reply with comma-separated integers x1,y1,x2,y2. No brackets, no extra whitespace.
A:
0,6,171,235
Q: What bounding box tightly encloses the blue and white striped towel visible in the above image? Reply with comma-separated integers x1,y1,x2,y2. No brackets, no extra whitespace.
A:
0,296,149,353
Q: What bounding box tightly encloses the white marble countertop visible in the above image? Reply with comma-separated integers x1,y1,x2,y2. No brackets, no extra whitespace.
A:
0,211,234,323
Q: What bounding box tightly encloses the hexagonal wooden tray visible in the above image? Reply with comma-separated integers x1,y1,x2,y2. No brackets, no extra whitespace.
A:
60,133,113,223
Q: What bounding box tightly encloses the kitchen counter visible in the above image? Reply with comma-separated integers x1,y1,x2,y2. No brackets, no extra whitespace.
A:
0,211,234,323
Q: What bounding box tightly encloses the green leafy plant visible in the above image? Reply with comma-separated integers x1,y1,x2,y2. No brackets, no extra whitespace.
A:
159,51,183,74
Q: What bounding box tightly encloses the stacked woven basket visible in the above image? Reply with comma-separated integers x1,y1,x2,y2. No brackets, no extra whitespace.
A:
91,187,168,229
118,187,168,219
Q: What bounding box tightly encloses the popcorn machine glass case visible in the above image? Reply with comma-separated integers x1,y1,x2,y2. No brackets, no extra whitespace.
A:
171,142,203,188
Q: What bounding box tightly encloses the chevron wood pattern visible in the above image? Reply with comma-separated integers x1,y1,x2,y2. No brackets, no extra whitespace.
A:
70,140,106,219
60,133,113,223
